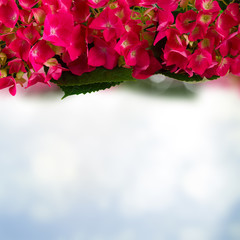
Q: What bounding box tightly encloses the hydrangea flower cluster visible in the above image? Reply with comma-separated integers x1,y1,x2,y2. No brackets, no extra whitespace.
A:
0,0,240,95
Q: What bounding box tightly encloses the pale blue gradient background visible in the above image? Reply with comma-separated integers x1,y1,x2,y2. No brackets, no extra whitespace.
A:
0,86,240,240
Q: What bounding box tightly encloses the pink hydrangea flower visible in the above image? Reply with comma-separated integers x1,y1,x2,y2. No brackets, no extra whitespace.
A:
0,0,19,28
88,38,119,69
89,7,125,42
29,40,55,71
43,10,74,47
0,76,17,96
188,49,212,75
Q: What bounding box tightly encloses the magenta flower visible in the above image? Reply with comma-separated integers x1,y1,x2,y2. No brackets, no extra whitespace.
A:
140,0,179,11
111,0,131,23
124,20,142,35
195,0,221,14
216,57,232,76
217,32,238,57
0,0,19,28
16,25,41,45
231,56,240,76
0,76,16,96
196,11,218,28
228,34,240,56
166,28,186,51
88,38,119,69
32,7,46,24
29,40,55,71
188,49,212,75
198,36,215,53
216,8,239,37
71,0,90,23
88,0,109,8
59,0,72,11
41,0,59,14
0,32,17,46
26,72,49,88
189,24,207,42
1,47,16,59
9,38,31,62
164,46,190,70
226,3,240,23
46,64,68,82
176,10,197,34
43,11,74,47
115,32,140,56
67,53,95,76
154,9,174,45
18,0,39,10
125,41,150,70
8,58,26,74
156,0,180,11
89,7,125,42
19,9,34,25
132,53,162,79
67,25,87,61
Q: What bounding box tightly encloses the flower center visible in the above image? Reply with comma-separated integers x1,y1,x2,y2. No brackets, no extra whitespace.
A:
50,28,57,36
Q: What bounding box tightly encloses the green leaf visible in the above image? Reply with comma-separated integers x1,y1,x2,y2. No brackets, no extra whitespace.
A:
160,71,220,83
52,67,136,98
56,67,135,86
52,66,220,98
60,82,122,99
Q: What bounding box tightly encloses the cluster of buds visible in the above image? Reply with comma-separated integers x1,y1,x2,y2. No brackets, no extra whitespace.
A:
0,0,240,95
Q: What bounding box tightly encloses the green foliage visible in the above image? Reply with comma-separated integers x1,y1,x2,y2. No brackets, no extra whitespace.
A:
53,67,136,98
160,71,220,83
218,0,232,10
52,67,220,99
59,82,122,99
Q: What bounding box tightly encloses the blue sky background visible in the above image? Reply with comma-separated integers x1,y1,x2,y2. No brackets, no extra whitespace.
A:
0,85,240,240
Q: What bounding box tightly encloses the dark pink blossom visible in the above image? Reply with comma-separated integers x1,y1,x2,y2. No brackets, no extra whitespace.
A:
132,53,162,79
125,41,150,70
71,0,90,23
216,57,232,76
166,28,186,51
154,9,174,45
89,7,125,42
18,0,39,10
26,71,49,88
67,25,87,61
88,0,109,8
164,46,190,70
32,7,46,25
67,53,95,76
115,32,140,56
17,25,41,45
8,58,26,74
88,38,119,69
29,40,55,71
19,9,33,25
9,38,31,62
189,24,207,42
188,49,212,75
0,0,19,28
176,10,197,34
195,0,220,14
0,76,16,96
231,56,240,76
43,11,74,47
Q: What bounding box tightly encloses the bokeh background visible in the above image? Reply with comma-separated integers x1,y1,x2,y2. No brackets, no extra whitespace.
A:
0,76,240,240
